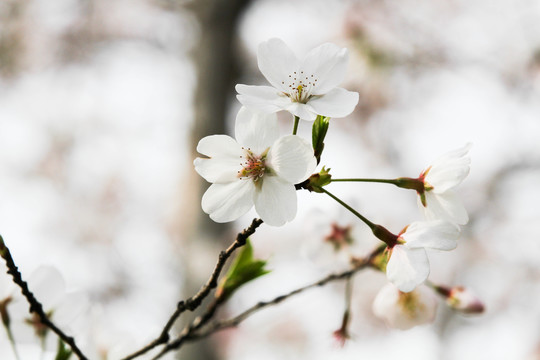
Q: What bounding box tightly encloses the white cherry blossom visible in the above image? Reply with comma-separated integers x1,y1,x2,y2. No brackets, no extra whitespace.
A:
194,107,317,226
418,144,472,225
372,283,437,330
236,38,359,121
385,220,460,292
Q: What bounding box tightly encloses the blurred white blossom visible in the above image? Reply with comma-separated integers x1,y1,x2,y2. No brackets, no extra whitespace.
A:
372,283,437,330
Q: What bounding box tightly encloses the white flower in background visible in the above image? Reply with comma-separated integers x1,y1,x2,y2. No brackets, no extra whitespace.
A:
0,266,88,356
236,38,359,121
303,221,356,272
301,204,379,272
418,143,472,225
194,107,317,226
386,220,460,292
14,266,88,343
372,283,437,330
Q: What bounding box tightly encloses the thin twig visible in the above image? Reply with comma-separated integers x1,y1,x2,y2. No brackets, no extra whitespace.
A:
121,218,263,360
152,248,382,359
0,235,88,360
195,258,371,338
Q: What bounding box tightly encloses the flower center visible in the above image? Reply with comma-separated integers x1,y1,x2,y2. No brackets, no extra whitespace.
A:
325,223,353,251
398,291,424,319
238,147,268,182
281,70,318,103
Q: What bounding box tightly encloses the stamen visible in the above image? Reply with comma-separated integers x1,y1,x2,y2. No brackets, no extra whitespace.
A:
238,148,268,182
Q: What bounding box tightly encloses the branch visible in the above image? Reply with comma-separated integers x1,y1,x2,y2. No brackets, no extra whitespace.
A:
121,218,263,360
0,235,88,360
152,248,383,359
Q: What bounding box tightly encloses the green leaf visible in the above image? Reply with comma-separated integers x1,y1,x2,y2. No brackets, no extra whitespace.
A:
216,239,270,300
55,339,72,360
312,115,330,164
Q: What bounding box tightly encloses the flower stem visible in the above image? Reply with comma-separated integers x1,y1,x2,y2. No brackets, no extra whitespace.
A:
317,187,398,247
292,116,300,135
331,178,398,185
3,324,21,360
317,187,376,231
345,277,353,311
330,177,425,193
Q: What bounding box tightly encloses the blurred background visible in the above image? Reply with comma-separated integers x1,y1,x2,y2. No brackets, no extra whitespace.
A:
1,0,540,359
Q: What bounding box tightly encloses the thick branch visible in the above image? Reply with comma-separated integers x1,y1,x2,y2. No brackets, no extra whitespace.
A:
0,235,88,360
121,218,263,360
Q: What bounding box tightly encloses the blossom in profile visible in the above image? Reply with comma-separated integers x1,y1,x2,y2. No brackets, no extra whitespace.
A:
417,144,472,225
385,220,460,292
194,107,317,226
372,283,437,330
236,38,359,121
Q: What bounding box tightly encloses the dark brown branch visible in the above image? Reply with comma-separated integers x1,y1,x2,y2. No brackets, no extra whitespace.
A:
121,218,263,360
0,235,88,360
152,248,383,359
195,262,371,337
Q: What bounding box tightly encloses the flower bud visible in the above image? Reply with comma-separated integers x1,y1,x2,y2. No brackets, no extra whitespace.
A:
439,286,485,314
332,310,351,347
312,115,330,164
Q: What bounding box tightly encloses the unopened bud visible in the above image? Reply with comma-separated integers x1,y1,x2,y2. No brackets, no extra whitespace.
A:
332,310,351,347
436,286,485,314
312,115,330,164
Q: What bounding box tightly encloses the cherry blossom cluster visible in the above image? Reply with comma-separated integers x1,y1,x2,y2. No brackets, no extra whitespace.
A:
0,38,484,360
194,38,358,226
194,38,483,331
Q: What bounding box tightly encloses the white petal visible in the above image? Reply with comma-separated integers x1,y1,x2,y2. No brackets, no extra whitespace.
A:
372,283,437,330
268,135,316,184
195,135,243,183
401,220,459,250
300,43,349,94
431,143,472,166
308,87,359,118
284,102,317,121
54,292,89,328
425,143,472,193
235,84,290,113
253,176,297,226
201,180,255,223
235,106,280,153
28,266,66,310
386,246,429,293
420,190,469,225
258,38,300,92
194,157,240,183
372,283,401,319
196,135,242,159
